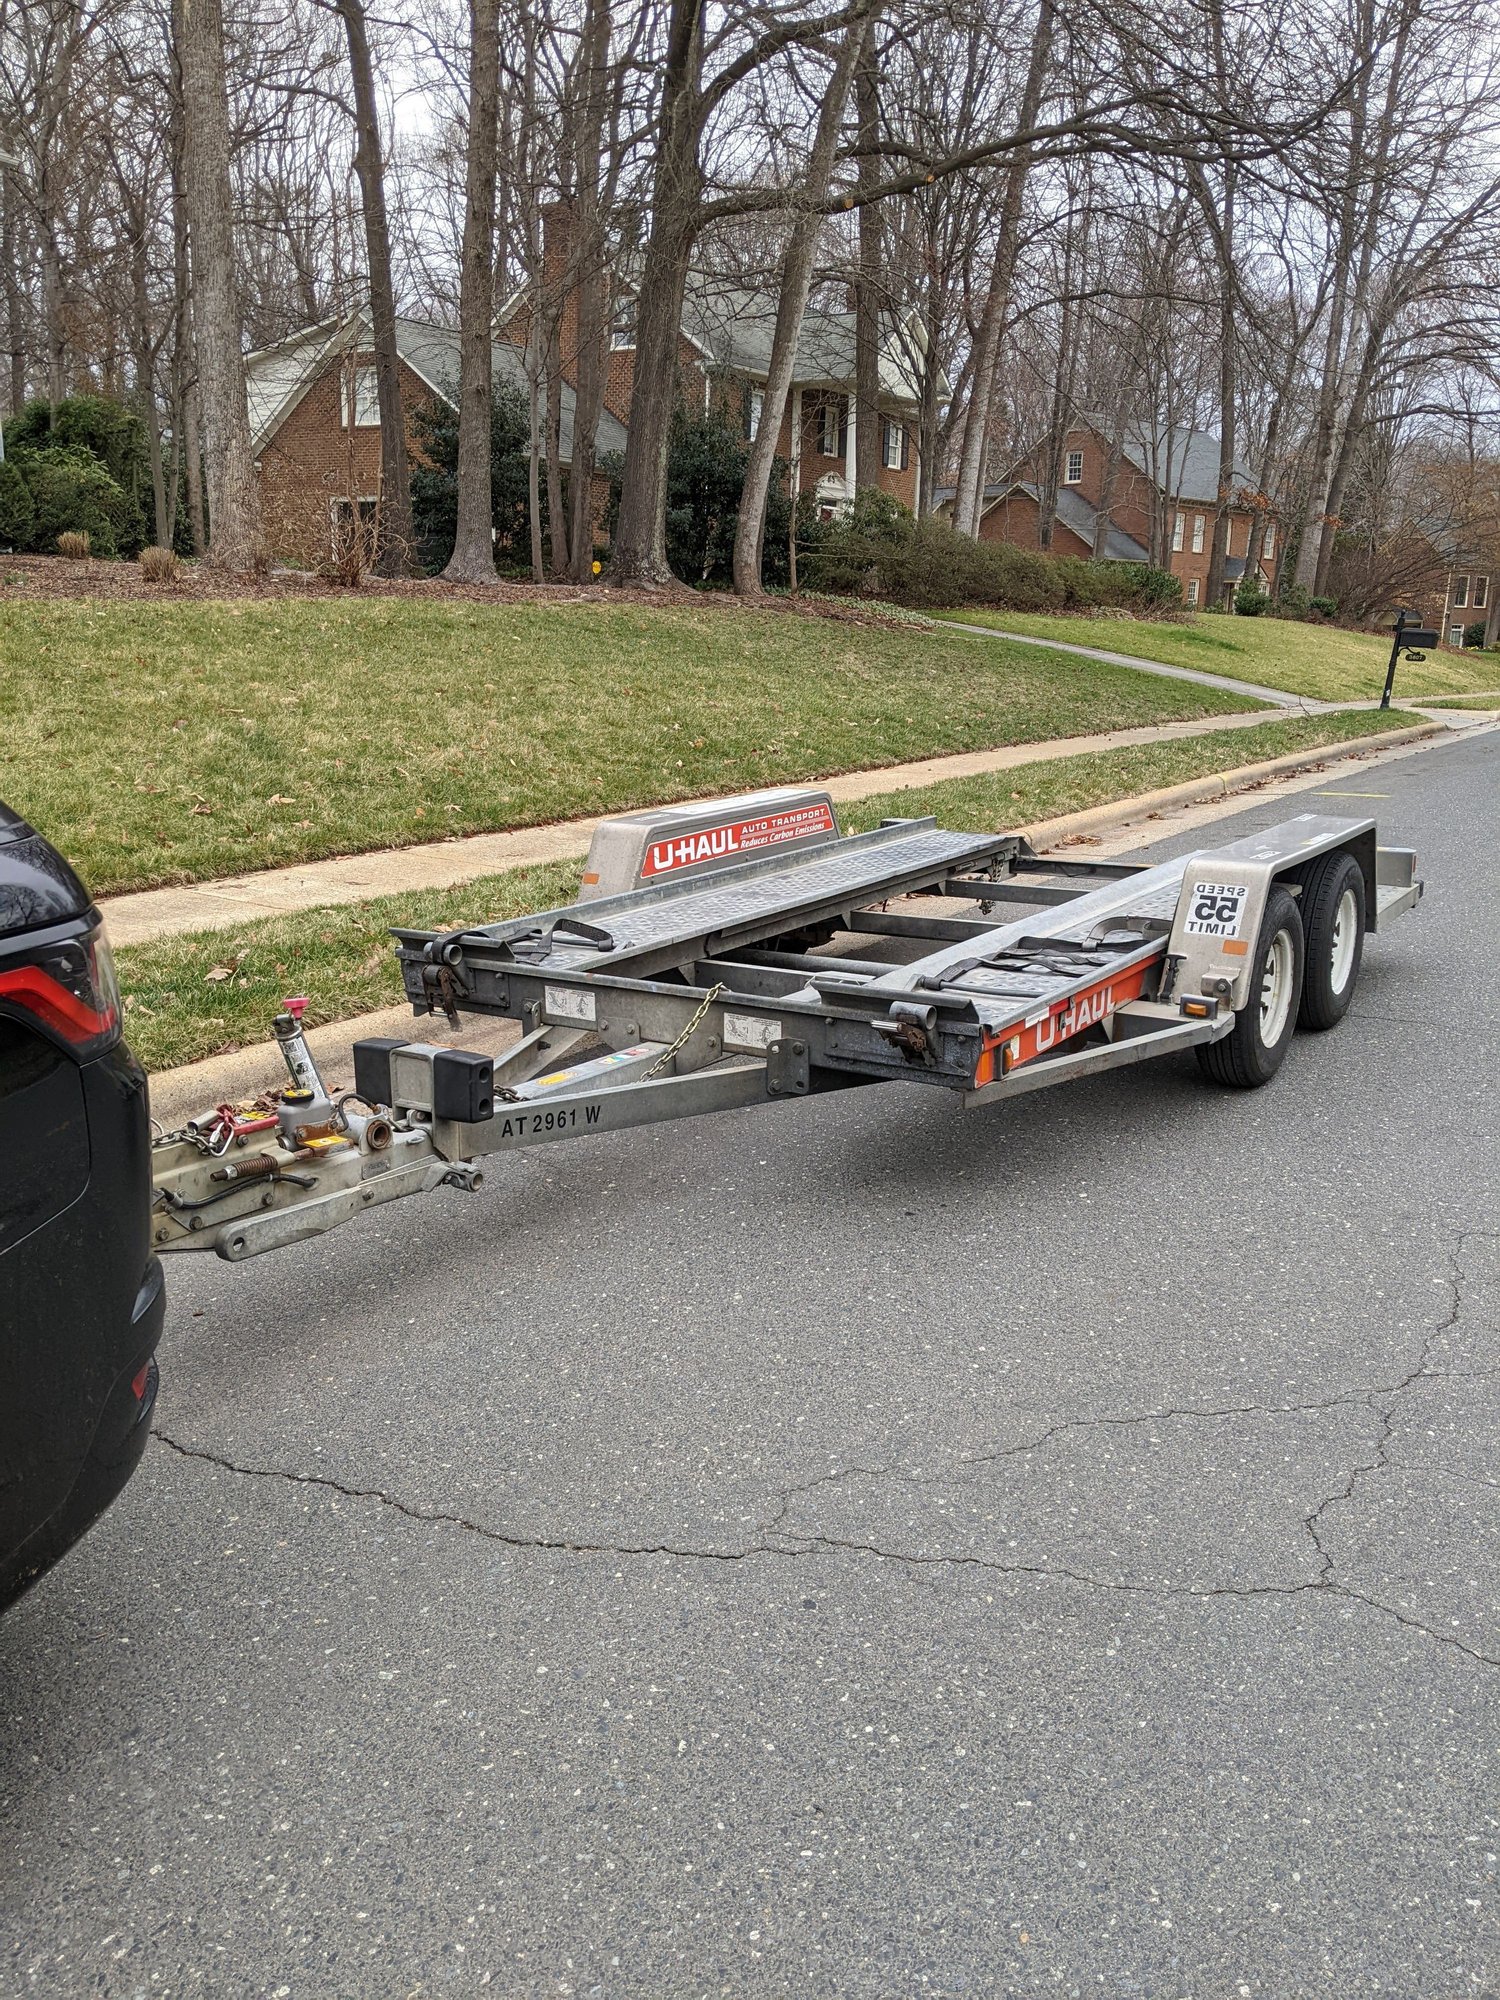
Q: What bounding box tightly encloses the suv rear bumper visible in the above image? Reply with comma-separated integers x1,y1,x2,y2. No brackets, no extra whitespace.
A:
0,1257,164,1608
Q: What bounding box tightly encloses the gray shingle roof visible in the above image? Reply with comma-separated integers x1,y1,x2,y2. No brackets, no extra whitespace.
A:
245,312,627,464
1113,421,1258,501
676,276,927,404
934,479,1149,562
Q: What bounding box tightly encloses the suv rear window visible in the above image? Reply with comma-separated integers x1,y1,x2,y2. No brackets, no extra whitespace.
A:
0,1017,88,1255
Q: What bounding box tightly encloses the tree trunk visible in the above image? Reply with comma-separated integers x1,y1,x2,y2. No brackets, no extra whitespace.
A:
732,9,871,595
567,0,612,582
0,164,23,417
605,0,706,589
174,0,265,571
1205,164,1238,609
544,313,570,576
443,0,502,584
852,33,883,497
336,0,412,576
950,0,1052,538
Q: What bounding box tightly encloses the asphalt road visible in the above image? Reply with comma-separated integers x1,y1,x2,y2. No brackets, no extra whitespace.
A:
4,728,1497,1999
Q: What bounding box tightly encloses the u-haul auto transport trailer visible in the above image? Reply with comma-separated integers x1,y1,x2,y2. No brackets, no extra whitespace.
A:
148,786,1422,1262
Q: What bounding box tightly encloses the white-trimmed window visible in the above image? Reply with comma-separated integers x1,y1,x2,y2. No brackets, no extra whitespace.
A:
1475,576,1489,608
818,397,847,457
882,419,909,472
1191,514,1205,554
748,388,764,440
1450,623,1465,646
1065,448,1084,485
609,290,636,351
1186,577,1201,606
347,366,380,427
1263,521,1275,559
1172,512,1184,553
1454,575,1469,607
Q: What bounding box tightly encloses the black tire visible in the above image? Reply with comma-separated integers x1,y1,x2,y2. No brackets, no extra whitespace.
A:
1195,884,1305,1089
1296,850,1366,1031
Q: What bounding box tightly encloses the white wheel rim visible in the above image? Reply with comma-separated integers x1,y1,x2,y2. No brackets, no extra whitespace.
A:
1329,886,1359,994
1259,928,1295,1045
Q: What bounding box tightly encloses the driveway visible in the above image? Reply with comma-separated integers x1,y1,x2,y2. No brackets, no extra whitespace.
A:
3,728,1496,1997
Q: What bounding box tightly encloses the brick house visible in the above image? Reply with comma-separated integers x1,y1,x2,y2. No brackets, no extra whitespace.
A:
1441,561,1496,647
941,417,1280,604
496,205,933,518
244,310,624,565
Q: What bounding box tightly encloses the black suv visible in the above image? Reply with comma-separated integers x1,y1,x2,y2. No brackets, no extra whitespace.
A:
0,800,162,1608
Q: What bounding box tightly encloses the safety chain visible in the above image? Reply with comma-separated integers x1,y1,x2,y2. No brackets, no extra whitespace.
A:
643,983,726,1080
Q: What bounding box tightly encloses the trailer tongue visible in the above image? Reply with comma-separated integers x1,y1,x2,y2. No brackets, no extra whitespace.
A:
149,787,1421,1263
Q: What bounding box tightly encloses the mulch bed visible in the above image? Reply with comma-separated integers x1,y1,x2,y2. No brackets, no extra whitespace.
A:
0,552,917,631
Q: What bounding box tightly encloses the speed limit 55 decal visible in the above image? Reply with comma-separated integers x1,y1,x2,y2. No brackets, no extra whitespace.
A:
1184,880,1250,939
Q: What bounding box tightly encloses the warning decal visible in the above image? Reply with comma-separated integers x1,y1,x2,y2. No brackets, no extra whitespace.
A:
642,802,836,879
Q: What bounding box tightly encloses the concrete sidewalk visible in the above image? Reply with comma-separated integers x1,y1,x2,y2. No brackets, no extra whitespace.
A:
104,706,1305,948
937,617,1327,708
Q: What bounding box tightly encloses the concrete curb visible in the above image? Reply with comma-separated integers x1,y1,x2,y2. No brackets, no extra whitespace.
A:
1019,720,1441,848
143,718,1445,1128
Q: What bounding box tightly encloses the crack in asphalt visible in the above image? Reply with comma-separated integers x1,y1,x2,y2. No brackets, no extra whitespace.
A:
1302,1231,1471,1576
154,1233,1498,1669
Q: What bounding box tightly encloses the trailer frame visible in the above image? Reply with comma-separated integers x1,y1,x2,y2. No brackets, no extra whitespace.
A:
148,798,1421,1263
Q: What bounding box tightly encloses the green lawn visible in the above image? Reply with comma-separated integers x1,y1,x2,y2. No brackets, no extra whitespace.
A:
0,597,1261,898
117,707,1412,1074
935,609,1497,703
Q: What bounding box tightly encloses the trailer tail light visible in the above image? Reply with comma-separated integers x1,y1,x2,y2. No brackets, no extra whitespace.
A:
0,921,121,1058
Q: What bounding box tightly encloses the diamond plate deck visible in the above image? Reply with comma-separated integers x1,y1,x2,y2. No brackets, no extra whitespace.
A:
400,820,1010,978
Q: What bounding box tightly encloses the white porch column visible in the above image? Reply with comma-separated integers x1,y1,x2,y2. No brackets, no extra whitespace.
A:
790,386,802,499
844,392,856,503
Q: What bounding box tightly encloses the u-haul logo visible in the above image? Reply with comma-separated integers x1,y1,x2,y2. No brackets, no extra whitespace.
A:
975,959,1152,1082
643,802,835,878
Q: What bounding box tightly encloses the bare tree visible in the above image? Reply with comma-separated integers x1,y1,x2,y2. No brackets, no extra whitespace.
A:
443,0,501,585
173,0,266,568
331,0,412,573
732,5,874,594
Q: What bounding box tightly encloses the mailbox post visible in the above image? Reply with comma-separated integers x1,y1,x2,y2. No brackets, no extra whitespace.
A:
1380,609,1439,710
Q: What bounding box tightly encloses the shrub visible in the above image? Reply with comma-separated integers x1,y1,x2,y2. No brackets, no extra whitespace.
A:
1275,581,1311,618
318,504,375,586
0,457,35,548
409,384,533,572
3,396,149,555
600,405,797,589
9,443,141,557
1234,577,1269,616
1464,620,1488,650
804,500,1182,614
138,544,182,584
1309,594,1338,620
57,529,92,559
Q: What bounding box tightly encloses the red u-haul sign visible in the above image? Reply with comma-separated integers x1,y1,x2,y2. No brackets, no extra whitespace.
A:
974,960,1152,1084
642,802,837,879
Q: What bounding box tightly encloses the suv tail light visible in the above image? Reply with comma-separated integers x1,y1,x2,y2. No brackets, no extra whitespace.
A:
0,920,121,1058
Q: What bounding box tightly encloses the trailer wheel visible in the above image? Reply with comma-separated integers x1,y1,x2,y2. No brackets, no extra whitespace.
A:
1296,851,1366,1031
1196,885,1305,1089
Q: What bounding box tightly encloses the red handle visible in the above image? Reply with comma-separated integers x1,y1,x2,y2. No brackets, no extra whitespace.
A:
281,996,309,1020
